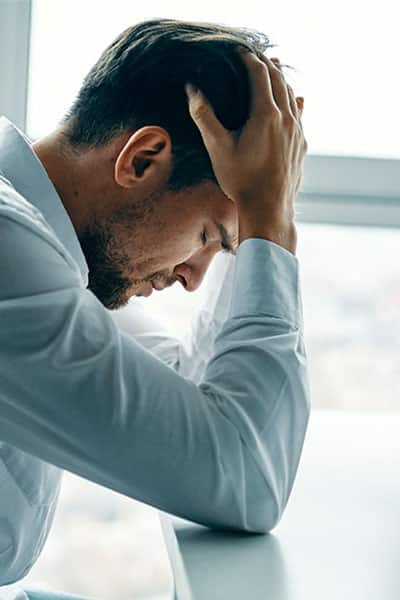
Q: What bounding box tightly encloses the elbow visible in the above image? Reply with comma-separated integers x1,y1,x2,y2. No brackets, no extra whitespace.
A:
232,427,306,535
249,494,285,534
230,455,287,535
238,489,284,535
200,453,287,534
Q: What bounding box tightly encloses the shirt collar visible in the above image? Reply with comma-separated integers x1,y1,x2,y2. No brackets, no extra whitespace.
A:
0,116,89,286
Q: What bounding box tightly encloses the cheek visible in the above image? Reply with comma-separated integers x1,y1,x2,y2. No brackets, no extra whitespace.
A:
126,223,201,277
159,229,200,264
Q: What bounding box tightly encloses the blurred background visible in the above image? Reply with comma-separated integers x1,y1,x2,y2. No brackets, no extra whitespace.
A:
1,0,399,597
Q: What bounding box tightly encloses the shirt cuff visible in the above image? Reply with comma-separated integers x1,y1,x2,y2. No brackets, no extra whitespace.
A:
229,238,302,327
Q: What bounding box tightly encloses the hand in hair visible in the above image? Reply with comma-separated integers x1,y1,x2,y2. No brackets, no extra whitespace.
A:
185,52,307,255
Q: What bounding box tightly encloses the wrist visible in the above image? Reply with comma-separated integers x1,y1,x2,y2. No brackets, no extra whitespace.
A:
238,222,297,255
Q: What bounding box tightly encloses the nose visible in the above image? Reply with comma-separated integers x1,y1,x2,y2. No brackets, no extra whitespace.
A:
173,249,217,292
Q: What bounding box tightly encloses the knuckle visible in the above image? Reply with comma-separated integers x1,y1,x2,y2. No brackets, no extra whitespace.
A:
269,107,282,123
190,101,209,121
255,55,268,68
283,114,297,131
256,64,269,81
256,53,268,66
271,66,284,79
250,56,267,76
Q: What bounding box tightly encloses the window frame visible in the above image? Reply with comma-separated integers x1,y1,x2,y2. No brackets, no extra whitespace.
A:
1,0,400,230
298,155,400,229
0,0,32,132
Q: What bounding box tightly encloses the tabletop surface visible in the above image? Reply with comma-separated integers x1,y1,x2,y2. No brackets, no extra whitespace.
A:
160,410,400,600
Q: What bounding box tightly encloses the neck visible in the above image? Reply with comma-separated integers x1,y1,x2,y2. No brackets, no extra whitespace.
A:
33,129,91,235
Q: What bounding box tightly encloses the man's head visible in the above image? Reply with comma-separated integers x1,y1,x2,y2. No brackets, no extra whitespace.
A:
35,19,271,309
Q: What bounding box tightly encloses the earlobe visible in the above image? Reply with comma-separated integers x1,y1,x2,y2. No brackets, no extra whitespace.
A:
114,128,171,188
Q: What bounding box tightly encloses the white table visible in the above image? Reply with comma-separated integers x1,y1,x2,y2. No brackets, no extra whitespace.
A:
161,411,400,599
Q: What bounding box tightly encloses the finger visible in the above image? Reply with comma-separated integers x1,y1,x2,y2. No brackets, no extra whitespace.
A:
239,51,278,119
185,83,229,150
270,58,299,117
287,85,299,119
261,56,291,113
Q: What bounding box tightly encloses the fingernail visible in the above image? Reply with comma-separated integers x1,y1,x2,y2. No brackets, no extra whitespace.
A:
185,83,198,99
271,57,281,66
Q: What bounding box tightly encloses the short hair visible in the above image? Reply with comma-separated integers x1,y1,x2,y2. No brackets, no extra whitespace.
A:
61,18,271,191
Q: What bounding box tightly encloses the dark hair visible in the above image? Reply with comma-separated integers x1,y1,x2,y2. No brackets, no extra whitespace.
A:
61,18,271,191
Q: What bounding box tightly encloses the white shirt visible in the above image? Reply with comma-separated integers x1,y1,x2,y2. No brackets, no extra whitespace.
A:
0,116,310,599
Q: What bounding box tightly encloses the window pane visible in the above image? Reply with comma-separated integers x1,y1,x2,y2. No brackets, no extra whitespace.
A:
300,223,400,410
28,0,400,158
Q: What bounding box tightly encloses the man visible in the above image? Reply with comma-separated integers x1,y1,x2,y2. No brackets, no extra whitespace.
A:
0,19,309,600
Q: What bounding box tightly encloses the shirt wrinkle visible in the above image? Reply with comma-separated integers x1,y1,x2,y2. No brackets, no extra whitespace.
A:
0,115,310,597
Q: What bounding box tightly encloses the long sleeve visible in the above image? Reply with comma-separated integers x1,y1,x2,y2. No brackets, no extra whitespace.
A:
0,208,310,539
111,250,236,383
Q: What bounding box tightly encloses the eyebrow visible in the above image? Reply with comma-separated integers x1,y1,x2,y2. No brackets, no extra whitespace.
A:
213,220,237,256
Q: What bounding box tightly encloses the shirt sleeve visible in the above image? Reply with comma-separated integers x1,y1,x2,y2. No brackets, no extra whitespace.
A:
110,251,236,383
0,212,310,534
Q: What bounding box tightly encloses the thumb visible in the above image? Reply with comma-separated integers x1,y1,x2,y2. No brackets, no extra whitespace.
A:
185,83,229,152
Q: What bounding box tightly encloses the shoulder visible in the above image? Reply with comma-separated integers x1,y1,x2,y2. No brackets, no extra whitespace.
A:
0,175,83,297
0,174,56,240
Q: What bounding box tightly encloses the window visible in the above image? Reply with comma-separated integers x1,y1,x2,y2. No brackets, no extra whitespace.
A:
21,475,173,598
26,0,400,159
298,223,400,411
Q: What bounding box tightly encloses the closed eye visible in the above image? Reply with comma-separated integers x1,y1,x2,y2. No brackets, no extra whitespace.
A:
221,240,231,253
201,226,234,254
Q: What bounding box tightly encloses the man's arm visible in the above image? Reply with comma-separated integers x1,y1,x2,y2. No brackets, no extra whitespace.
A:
0,52,309,537
0,209,309,533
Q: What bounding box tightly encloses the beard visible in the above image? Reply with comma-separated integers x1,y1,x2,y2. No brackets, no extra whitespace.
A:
78,192,172,310
79,221,132,310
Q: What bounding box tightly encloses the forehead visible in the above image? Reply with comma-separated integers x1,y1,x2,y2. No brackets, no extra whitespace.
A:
186,181,237,222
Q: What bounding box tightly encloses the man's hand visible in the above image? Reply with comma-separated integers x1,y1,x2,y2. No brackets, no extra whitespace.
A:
185,52,307,254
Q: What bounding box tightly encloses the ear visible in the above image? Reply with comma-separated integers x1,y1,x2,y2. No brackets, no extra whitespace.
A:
114,126,172,188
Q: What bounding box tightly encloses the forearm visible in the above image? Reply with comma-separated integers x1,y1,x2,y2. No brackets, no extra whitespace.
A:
0,235,309,533
112,251,236,384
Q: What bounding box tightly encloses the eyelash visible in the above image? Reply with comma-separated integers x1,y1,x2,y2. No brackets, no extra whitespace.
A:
201,228,230,253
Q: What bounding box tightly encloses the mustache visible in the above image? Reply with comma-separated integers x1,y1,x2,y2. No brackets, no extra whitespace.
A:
143,270,176,288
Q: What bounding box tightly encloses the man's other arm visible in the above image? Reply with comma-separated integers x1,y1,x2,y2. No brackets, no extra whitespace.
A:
0,211,309,534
